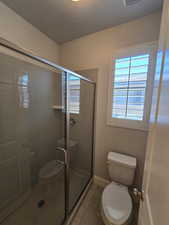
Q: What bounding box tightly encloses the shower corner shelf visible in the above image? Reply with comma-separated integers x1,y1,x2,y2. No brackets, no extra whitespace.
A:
52,105,64,110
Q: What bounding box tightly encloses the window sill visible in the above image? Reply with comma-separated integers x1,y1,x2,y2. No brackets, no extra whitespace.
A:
70,112,79,115
107,118,149,131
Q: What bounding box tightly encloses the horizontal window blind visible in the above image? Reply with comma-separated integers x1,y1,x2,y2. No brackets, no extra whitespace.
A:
112,54,150,120
69,76,80,114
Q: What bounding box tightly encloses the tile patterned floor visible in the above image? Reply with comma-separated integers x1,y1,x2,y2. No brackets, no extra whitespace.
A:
70,183,139,225
2,181,138,225
70,183,104,225
1,169,89,225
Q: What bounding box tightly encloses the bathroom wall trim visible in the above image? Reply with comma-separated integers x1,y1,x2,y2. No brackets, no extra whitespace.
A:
94,175,110,188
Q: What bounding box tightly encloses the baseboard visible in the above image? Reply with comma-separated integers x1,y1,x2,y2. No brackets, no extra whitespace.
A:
94,175,110,188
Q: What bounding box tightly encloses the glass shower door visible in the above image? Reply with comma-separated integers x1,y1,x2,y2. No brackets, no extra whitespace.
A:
0,51,67,225
0,41,96,225
67,73,95,212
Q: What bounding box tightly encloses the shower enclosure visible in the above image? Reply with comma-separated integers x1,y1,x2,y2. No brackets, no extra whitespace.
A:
0,41,95,225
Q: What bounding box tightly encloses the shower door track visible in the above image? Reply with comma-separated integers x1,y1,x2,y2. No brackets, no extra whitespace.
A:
0,38,96,225
65,178,93,225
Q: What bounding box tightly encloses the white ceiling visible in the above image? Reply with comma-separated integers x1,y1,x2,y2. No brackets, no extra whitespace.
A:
1,0,163,44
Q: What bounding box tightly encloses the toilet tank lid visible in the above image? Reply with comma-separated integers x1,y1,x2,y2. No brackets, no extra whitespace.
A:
108,152,136,168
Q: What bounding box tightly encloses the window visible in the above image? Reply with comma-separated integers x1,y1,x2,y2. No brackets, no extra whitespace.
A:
113,54,149,121
107,43,157,130
18,72,29,109
69,75,80,114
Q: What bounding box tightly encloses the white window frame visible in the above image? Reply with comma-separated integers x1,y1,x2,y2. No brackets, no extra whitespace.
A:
107,42,157,130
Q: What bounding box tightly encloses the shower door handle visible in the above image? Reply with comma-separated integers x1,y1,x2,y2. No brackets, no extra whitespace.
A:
56,147,68,164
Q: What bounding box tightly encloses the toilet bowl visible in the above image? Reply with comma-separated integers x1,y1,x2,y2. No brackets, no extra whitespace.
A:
101,182,132,225
101,152,136,225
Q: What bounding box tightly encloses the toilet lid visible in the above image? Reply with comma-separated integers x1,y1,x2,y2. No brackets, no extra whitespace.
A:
102,182,132,225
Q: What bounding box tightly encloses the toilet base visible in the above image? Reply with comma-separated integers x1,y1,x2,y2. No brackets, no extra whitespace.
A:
101,204,133,225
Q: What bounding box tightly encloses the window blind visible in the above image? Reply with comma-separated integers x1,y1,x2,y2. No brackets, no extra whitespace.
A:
112,54,150,121
69,76,80,114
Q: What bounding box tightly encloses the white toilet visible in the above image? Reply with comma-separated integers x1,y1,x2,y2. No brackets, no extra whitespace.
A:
101,152,137,225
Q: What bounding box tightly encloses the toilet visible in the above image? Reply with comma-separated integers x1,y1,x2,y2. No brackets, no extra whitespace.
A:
101,152,137,225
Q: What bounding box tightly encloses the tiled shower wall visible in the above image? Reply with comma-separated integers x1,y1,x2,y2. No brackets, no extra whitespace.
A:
0,52,63,206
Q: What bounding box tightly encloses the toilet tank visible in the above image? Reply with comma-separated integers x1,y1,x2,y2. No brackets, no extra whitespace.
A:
107,152,136,186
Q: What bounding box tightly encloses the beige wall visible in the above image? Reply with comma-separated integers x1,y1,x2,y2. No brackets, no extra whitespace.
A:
0,2,162,188
60,11,162,188
0,2,60,64
139,1,169,224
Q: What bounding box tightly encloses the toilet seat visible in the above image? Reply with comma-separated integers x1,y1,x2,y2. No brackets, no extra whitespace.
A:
101,182,132,225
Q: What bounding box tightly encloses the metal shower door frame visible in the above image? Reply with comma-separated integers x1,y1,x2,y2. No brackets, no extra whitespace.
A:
0,38,96,225
63,71,96,222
